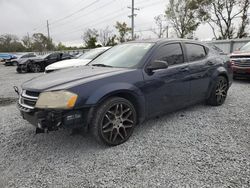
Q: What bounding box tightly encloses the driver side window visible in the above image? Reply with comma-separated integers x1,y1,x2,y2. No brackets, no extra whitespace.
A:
153,43,184,66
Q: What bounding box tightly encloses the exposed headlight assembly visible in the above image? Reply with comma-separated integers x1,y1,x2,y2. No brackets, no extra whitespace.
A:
35,90,78,109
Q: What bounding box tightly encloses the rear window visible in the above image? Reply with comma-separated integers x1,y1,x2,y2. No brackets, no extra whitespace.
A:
186,43,206,62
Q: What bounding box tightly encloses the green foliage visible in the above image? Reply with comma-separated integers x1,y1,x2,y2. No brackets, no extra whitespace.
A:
106,35,117,46
165,0,201,38
83,29,99,49
0,34,26,52
31,33,55,51
115,22,131,43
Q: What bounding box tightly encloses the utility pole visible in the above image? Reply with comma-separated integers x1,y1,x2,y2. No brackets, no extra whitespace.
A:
128,0,139,40
27,32,30,50
166,26,169,38
47,20,50,40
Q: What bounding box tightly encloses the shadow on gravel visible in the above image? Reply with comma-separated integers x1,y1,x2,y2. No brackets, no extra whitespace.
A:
0,97,17,106
233,78,250,83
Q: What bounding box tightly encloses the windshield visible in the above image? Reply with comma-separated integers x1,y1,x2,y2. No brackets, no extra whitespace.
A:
88,43,154,68
78,48,108,60
240,42,250,51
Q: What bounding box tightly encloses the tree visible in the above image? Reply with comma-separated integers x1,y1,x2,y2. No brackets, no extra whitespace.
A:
99,26,116,46
165,0,200,38
0,34,26,52
152,14,168,38
237,0,250,38
22,34,32,51
83,29,99,48
106,35,117,46
115,22,131,43
31,33,55,51
199,0,250,39
57,42,67,51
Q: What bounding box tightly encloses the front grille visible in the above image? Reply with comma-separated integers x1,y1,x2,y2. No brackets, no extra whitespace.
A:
231,57,250,67
18,90,40,111
25,90,40,97
233,61,250,67
231,55,250,59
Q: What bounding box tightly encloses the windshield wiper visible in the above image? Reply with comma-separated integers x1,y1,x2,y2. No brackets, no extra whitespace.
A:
91,64,113,67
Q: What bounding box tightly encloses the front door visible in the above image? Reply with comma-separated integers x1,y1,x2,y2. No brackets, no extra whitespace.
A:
142,43,191,118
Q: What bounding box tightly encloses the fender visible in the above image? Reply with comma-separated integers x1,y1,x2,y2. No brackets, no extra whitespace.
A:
85,82,146,124
206,66,229,99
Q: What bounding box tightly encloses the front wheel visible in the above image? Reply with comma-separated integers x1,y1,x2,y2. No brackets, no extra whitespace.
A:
206,76,229,106
30,64,41,73
90,97,137,146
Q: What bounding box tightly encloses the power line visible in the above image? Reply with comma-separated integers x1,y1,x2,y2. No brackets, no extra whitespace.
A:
50,0,100,25
52,7,129,36
33,0,99,32
50,0,114,30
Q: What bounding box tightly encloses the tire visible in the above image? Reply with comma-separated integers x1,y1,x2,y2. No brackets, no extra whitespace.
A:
16,67,22,73
30,64,41,73
206,76,229,106
90,97,137,146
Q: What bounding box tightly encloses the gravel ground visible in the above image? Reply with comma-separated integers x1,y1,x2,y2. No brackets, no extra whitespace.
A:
0,65,249,187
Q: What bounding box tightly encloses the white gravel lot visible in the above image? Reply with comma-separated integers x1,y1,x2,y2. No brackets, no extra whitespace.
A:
0,65,249,187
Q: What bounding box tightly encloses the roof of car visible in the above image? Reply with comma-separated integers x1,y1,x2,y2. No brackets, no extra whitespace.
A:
128,38,205,45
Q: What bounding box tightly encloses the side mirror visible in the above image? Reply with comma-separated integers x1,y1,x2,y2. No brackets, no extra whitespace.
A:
147,60,168,72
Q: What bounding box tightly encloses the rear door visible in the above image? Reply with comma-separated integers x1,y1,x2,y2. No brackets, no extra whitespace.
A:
142,43,191,117
184,43,214,101
46,53,59,66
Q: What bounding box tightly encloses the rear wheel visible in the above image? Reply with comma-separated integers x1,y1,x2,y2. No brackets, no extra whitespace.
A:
90,97,137,146
207,76,229,106
30,64,41,73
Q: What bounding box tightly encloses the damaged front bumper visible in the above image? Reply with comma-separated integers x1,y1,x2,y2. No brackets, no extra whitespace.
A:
19,108,89,132
16,89,92,133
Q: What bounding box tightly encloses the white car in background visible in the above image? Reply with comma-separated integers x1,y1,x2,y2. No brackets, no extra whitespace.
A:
45,47,110,73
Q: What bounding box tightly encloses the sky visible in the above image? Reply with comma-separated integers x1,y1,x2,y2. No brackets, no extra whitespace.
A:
0,0,214,47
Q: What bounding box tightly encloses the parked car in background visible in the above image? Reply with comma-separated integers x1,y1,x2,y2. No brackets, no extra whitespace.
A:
16,52,73,73
4,53,36,66
0,53,16,61
45,47,110,73
230,42,250,79
17,39,233,146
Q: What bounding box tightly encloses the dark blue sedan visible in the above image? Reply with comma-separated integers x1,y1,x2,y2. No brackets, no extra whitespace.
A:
17,39,233,146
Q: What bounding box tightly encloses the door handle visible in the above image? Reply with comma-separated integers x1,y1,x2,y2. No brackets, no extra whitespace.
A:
180,67,189,72
206,61,215,66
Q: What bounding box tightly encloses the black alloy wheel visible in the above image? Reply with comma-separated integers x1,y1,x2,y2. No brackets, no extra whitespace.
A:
30,64,41,73
207,76,228,106
215,77,228,104
91,97,136,146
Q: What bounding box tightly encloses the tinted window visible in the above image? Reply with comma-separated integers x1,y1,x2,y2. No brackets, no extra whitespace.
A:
186,43,206,61
153,43,184,66
48,53,59,59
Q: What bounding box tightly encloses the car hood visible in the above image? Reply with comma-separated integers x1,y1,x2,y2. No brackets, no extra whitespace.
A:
45,59,91,71
19,56,42,64
22,66,133,91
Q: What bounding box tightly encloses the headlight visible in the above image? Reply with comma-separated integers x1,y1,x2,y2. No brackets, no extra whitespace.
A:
35,90,78,109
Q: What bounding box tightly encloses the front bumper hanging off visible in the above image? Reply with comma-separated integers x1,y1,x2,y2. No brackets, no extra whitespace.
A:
15,87,91,133
20,109,87,132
